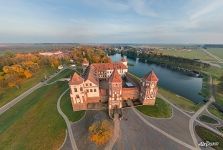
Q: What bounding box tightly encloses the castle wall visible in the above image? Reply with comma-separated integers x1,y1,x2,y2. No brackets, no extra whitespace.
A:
122,87,139,100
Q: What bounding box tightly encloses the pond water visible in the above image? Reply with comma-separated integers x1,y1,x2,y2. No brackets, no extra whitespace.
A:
110,54,204,104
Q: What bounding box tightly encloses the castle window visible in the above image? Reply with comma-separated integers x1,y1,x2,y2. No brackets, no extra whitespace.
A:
74,88,77,92
90,83,92,86
90,89,93,92
86,83,88,86
87,89,89,92
80,87,83,91
76,95,80,98
94,89,96,92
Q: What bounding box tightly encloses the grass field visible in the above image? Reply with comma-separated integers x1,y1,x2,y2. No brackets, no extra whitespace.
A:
159,88,200,112
206,48,223,60
0,66,55,107
158,49,214,61
136,98,172,118
208,106,223,120
47,69,74,84
199,115,218,124
60,90,85,122
0,82,68,150
217,126,223,133
195,125,223,150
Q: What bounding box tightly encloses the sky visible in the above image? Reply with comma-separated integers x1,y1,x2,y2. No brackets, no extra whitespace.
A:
0,0,223,44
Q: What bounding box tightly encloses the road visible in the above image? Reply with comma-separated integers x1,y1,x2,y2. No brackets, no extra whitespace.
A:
202,49,223,64
105,113,120,150
57,88,78,150
0,67,67,116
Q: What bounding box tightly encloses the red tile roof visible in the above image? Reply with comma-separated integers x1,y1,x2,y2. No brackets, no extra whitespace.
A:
84,66,99,85
109,69,122,83
144,70,158,81
69,72,84,85
92,62,127,72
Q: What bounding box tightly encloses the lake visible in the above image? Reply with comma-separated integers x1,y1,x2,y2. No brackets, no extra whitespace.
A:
110,54,204,104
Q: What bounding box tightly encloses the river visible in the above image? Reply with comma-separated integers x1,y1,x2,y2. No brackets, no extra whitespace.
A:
110,54,204,104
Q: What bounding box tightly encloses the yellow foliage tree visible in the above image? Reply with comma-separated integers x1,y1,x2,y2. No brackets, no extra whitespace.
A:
88,120,113,146
24,70,32,78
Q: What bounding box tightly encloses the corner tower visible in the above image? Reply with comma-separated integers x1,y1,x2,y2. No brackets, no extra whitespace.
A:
140,70,159,105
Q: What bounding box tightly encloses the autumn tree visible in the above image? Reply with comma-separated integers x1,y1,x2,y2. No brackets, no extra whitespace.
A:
88,120,113,146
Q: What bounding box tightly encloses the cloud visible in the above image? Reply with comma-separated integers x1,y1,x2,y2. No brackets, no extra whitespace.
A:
129,0,157,17
189,0,223,21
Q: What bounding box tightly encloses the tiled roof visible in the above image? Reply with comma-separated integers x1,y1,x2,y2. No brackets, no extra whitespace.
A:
70,72,84,85
84,66,99,85
144,70,159,81
92,62,127,72
109,69,122,83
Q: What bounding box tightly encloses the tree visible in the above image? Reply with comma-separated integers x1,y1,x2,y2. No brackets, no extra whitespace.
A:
88,120,113,146
24,70,32,78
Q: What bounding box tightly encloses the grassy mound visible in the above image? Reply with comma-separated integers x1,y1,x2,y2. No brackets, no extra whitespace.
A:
136,98,172,118
199,115,218,124
159,88,200,112
217,126,223,133
208,106,223,120
195,125,223,150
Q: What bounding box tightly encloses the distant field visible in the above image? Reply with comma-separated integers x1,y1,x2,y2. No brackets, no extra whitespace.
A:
206,48,223,60
0,82,68,150
158,49,214,61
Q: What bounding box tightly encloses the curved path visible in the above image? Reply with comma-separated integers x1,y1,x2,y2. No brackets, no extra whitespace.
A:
0,67,67,115
132,107,196,150
57,88,78,150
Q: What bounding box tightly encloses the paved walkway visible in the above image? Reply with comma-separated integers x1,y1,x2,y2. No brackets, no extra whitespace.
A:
105,113,120,150
57,88,78,150
133,108,196,150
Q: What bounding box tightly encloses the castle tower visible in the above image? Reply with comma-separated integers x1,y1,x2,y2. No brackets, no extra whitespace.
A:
108,69,123,111
121,58,128,68
69,72,87,111
140,70,159,105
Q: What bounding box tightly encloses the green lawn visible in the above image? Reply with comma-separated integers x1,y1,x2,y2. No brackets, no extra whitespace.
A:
199,115,218,124
217,126,223,133
0,66,55,107
208,106,223,120
47,69,74,84
60,90,85,122
195,125,223,150
136,98,172,118
158,49,214,61
0,82,68,150
159,88,200,112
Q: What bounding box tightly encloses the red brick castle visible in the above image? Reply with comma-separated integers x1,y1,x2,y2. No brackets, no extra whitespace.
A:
69,58,159,114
